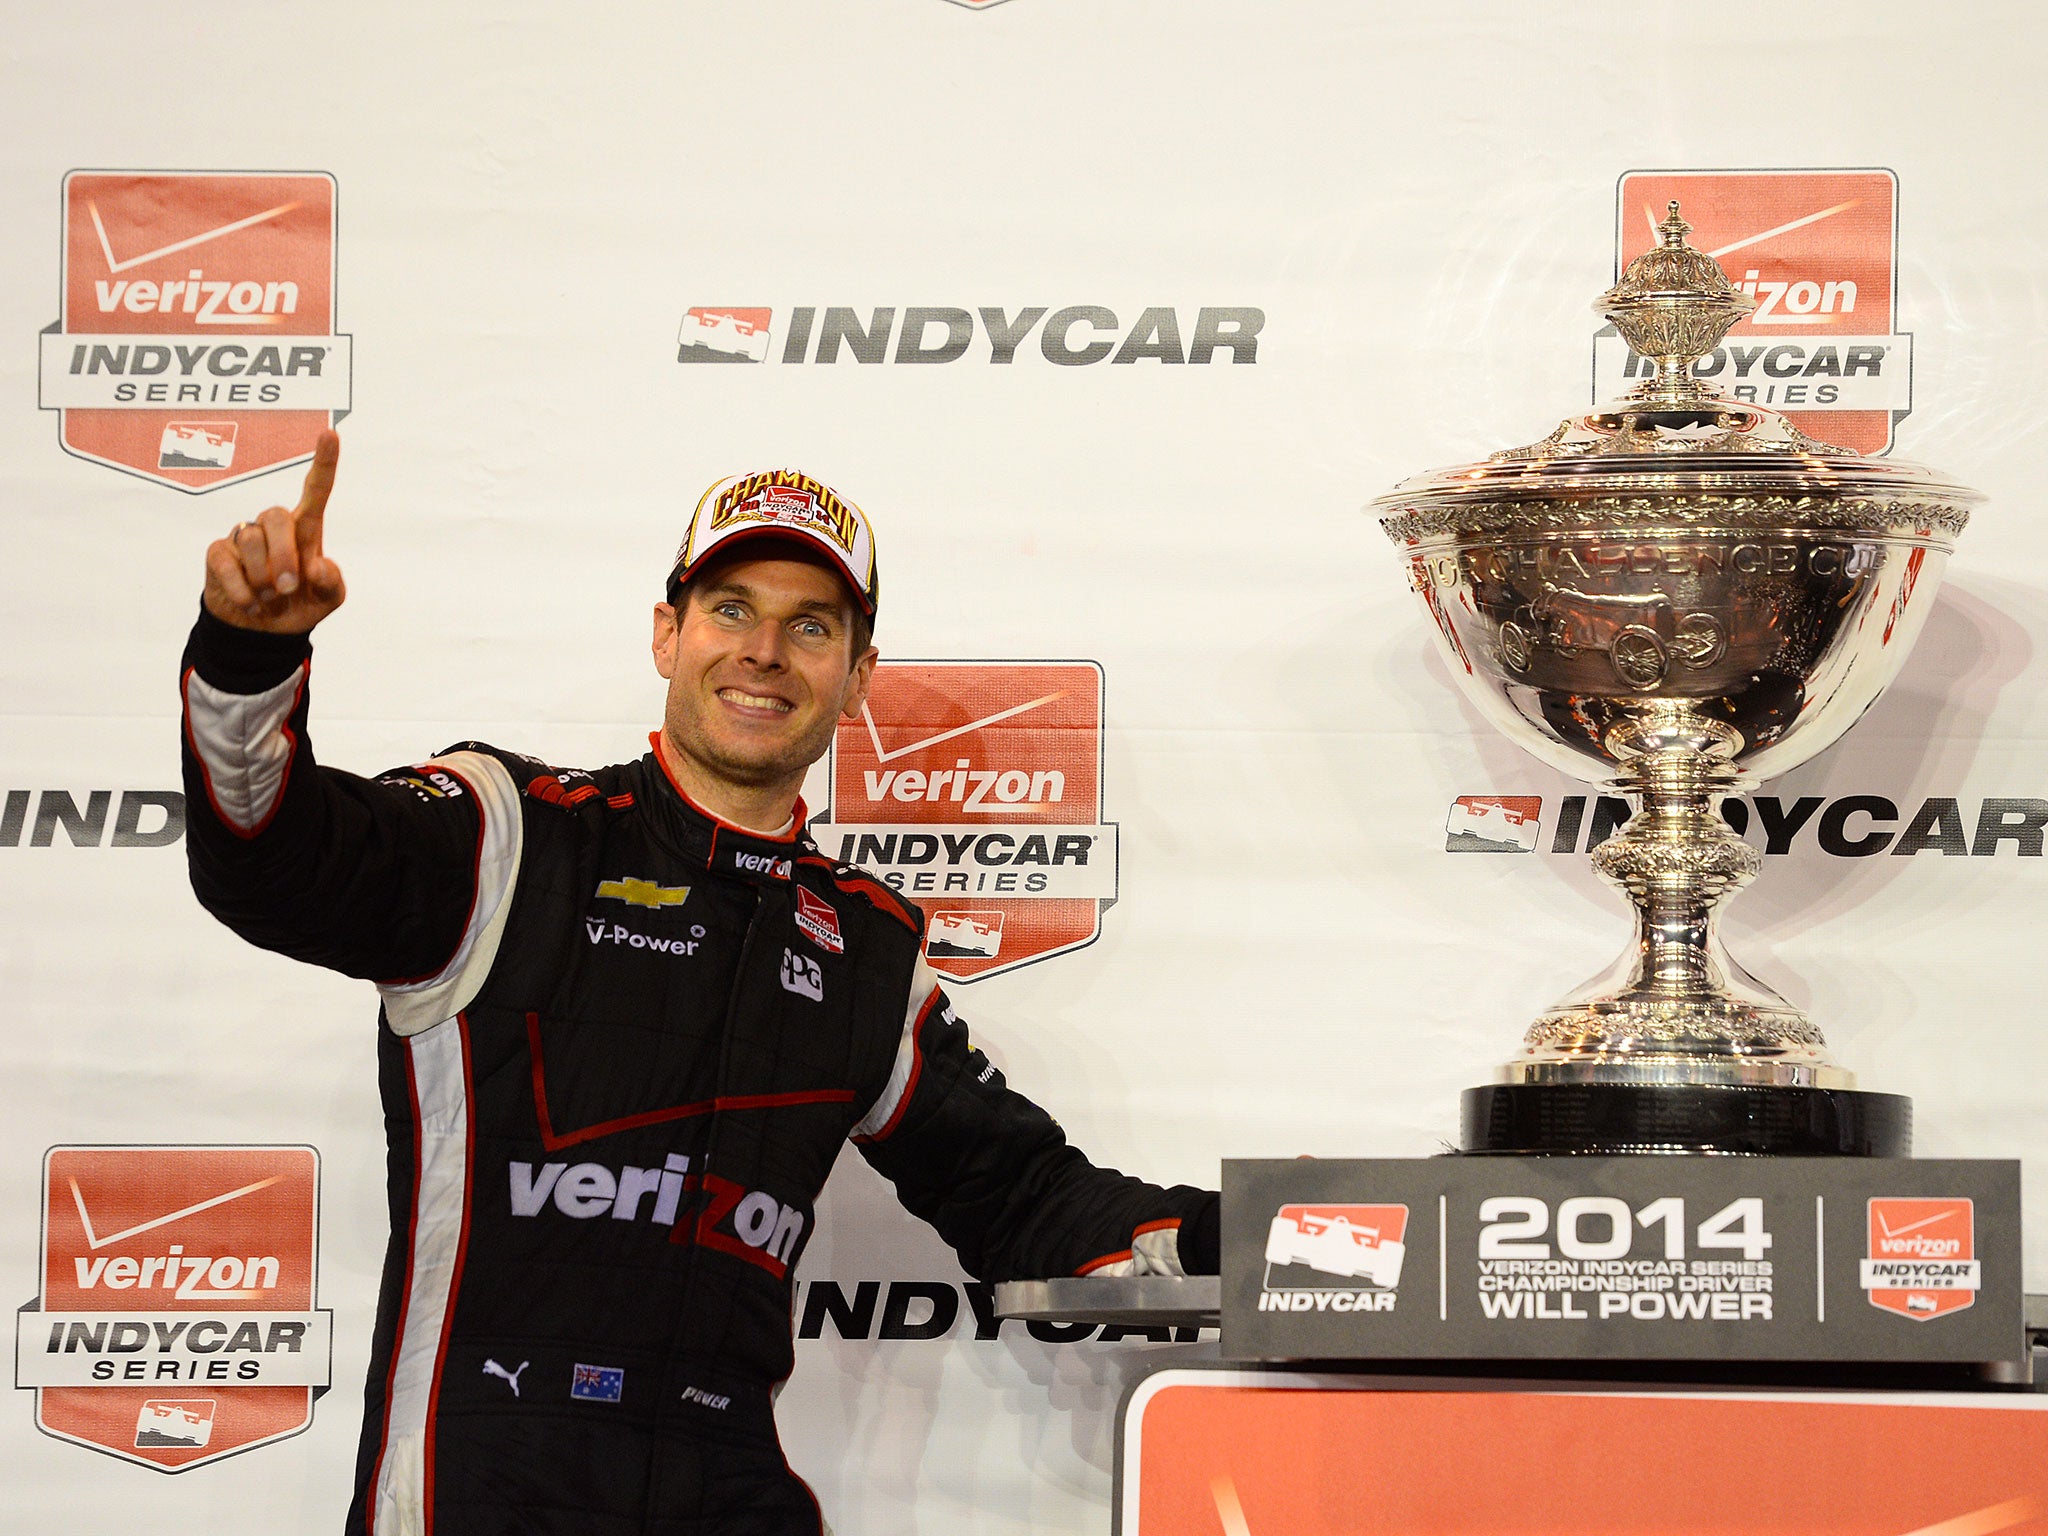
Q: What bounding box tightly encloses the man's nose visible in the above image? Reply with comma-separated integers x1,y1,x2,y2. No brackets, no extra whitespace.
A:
738,618,789,667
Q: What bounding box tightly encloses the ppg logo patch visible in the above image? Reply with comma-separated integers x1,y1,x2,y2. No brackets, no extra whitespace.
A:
780,948,824,1002
570,1364,624,1403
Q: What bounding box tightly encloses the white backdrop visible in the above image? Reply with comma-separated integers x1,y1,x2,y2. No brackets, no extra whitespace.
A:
6,2,2048,1530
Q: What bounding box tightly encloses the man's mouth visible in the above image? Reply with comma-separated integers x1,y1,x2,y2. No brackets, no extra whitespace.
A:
718,687,795,714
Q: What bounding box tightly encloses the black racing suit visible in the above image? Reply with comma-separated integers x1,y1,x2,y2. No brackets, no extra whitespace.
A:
179,609,1217,1536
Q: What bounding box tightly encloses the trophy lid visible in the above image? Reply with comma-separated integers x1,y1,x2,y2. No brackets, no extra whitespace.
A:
1376,202,1980,540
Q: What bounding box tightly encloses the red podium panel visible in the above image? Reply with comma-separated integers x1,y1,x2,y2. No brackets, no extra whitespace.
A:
1121,1369,2048,1535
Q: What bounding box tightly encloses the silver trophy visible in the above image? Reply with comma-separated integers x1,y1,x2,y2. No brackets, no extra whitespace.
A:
1375,204,1981,1155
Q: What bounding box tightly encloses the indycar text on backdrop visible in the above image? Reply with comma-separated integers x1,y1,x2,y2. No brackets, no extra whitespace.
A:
1445,794,2048,857
677,305,1263,365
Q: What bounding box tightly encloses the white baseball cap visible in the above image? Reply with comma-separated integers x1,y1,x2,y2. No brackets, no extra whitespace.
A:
668,470,879,617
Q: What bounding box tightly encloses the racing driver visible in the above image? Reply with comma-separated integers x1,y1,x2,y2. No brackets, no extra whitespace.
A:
180,433,1217,1535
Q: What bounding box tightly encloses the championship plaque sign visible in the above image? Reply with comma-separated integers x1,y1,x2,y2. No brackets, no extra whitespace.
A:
1221,1158,2024,1365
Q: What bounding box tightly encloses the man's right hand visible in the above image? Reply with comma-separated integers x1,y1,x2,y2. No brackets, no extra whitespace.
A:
202,430,347,634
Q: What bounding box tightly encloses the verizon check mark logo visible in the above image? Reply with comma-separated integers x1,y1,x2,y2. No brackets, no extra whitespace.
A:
64,1169,292,1300
68,1173,282,1250
83,196,302,296
1634,196,1861,314
1874,1207,1958,1242
855,689,1065,765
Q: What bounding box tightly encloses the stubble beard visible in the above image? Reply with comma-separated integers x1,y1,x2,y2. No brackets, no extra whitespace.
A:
664,684,839,793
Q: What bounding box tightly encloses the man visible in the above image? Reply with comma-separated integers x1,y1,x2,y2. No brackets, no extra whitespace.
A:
181,432,1218,1536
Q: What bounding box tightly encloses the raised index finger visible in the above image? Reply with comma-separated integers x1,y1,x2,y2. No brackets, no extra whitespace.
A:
292,430,341,546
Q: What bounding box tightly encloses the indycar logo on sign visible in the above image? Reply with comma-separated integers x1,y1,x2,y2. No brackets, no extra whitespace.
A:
676,307,773,363
1259,1204,1409,1312
1861,1198,1979,1321
924,909,1004,959
1446,795,1542,853
1596,170,1908,454
821,661,1117,982
15,1145,332,1470
39,171,351,492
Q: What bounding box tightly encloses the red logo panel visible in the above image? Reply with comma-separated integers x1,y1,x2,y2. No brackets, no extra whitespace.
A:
43,171,349,492
1864,1197,1978,1321
21,1146,330,1471
824,661,1116,982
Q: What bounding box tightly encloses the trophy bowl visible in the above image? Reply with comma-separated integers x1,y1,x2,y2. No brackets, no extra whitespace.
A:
1374,204,1982,1156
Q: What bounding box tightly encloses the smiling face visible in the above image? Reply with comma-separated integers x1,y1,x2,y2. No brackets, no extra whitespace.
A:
652,548,877,829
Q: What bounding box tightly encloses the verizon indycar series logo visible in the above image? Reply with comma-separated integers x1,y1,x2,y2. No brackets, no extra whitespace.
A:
39,171,351,492
1595,169,1908,454
821,661,1117,983
794,886,845,954
1862,1198,1979,1321
1259,1205,1408,1312
15,1146,332,1471
678,305,1261,366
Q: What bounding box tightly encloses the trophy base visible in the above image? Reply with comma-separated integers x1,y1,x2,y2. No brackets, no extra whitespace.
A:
1460,1082,1911,1156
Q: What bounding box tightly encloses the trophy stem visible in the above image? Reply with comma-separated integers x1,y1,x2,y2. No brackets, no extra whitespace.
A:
1594,749,1773,1024
1511,731,1849,1091
1461,736,1912,1155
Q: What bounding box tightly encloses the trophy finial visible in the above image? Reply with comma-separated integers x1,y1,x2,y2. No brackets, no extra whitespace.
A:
1596,199,1755,405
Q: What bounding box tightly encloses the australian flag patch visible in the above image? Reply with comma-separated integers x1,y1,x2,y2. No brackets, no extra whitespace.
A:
570,1363,625,1403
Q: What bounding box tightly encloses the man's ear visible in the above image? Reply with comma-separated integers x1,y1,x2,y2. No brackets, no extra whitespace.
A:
841,644,879,720
652,602,681,680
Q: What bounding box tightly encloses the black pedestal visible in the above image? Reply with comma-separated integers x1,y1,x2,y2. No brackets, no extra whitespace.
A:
1460,1082,1912,1156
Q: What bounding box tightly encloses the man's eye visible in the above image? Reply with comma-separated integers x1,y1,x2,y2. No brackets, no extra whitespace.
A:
792,618,830,640
712,601,747,621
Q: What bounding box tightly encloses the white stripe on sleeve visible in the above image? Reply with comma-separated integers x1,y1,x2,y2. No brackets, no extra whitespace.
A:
378,751,525,1038
851,958,942,1140
182,663,307,836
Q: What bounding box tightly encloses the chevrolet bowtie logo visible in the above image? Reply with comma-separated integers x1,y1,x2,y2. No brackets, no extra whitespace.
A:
594,877,692,909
